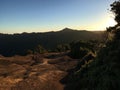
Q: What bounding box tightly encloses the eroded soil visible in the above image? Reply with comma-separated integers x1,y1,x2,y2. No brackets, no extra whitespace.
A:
0,53,78,90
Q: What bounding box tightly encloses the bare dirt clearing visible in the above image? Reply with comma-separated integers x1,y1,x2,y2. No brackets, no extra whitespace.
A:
0,53,78,90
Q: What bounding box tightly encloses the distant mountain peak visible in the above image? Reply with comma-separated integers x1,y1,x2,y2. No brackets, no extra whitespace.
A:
63,27,71,30
61,28,75,32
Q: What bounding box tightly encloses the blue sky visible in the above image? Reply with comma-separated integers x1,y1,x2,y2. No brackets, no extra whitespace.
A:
0,0,116,33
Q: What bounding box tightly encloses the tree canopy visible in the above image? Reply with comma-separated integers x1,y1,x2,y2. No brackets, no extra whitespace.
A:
111,0,120,25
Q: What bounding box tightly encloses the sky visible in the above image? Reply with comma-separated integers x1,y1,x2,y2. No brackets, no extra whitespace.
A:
0,0,117,33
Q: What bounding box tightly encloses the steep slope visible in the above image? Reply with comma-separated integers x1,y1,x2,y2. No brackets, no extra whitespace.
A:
62,27,120,90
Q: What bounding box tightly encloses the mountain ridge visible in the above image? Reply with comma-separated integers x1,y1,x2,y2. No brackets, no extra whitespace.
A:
0,28,103,35
0,28,104,56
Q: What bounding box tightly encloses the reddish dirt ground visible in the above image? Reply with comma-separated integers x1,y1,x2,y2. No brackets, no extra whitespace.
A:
0,53,78,90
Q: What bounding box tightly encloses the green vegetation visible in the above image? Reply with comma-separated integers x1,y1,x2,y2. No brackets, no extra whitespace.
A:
62,0,120,90
56,44,70,52
27,45,46,55
0,29,103,56
34,45,46,54
69,40,98,59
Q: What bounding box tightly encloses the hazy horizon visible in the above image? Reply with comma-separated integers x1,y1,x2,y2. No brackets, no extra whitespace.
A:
0,0,117,33
0,27,105,34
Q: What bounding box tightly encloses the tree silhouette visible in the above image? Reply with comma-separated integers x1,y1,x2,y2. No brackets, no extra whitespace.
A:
111,0,120,25
107,0,120,33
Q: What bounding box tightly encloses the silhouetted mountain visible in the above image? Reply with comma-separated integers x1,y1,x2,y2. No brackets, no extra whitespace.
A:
60,28,77,32
0,28,104,56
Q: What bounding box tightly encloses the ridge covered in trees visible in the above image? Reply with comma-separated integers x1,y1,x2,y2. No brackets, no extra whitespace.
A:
0,29,103,56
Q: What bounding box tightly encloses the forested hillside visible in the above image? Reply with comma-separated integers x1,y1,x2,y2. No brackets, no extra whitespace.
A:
0,28,103,56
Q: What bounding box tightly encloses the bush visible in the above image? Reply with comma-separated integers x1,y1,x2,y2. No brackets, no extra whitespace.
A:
56,44,70,52
34,45,46,54
69,41,95,59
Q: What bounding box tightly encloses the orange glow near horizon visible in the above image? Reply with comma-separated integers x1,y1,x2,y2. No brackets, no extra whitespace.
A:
75,13,117,31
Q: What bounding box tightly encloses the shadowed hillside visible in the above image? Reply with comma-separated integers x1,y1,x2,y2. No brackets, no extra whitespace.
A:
0,28,104,56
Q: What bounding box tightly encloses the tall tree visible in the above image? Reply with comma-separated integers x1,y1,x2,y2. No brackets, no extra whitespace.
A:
111,0,120,25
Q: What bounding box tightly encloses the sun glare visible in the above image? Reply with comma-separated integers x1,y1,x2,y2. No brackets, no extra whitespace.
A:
105,13,117,27
97,14,117,30
107,17,117,27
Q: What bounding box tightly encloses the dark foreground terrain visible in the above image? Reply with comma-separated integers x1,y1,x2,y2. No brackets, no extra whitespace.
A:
0,52,78,90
